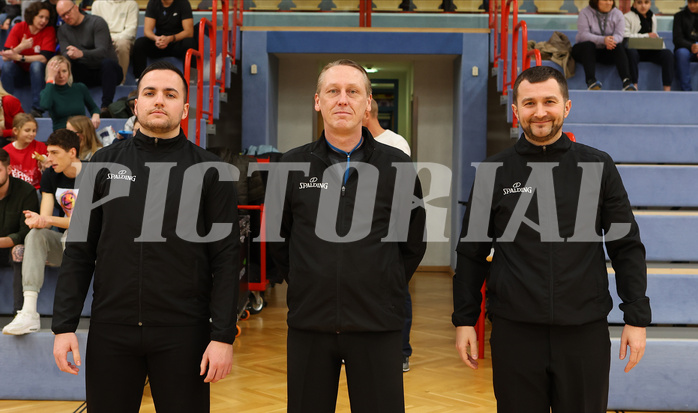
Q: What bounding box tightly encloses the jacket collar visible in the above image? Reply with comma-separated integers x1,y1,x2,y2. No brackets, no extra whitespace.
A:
515,132,572,156
134,128,188,152
310,127,376,164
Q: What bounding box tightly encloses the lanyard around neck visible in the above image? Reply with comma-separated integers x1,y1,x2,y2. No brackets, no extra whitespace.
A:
326,137,363,186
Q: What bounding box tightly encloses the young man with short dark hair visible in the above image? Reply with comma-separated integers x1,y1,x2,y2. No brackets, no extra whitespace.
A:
0,148,39,317
2,129,82,335
52,61,239,412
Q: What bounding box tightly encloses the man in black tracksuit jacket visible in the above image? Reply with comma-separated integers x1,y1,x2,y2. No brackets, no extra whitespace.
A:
51,61,239,412
453,66,650,412
271,59,426,413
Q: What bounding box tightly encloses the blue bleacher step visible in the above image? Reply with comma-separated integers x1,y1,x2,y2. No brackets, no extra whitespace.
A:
608,326,698,411
0,317,89,400
619,165,698,207
564,124,698,164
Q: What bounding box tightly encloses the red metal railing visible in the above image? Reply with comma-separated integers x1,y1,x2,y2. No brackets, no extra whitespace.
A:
239,157,270,292
489,0,501,69
183,0,243,145
220,0,244,94
476,0,543,359
359,0,372,27
501,0,541,97
184,17,216,146
238,204,267,291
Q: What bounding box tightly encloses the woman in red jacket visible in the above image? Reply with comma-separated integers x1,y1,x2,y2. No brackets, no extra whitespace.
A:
0,80,24,147
0,2,55,116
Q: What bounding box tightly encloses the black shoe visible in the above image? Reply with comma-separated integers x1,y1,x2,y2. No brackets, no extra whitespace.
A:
100,107,111,118
30,108,43,118
402,356,410,372
622,79,638,91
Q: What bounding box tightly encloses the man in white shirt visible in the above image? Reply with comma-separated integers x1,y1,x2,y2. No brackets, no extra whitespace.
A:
91,0,139,84
362,99,411,156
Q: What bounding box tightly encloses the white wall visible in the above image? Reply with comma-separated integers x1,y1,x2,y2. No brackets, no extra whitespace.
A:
413,58,454,267
276,56,319,152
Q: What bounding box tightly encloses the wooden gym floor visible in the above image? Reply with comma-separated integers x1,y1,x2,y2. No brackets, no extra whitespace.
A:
0,270,669,412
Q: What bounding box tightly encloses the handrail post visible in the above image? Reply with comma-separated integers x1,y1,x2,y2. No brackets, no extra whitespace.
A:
359,0,371,27
184,18,215,146
510,0,518,96
365,0,373,27
487,0,500,68
501,0,509,94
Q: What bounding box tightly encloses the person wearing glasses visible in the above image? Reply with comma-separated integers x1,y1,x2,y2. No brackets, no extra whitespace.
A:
54,1,122,116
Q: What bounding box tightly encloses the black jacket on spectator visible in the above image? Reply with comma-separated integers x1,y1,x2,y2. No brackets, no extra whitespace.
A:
672,6,698,51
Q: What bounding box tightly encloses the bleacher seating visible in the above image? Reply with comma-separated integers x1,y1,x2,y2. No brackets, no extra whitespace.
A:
526,29,698,91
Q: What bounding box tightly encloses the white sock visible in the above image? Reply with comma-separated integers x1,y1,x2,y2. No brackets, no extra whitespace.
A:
21,291,39,314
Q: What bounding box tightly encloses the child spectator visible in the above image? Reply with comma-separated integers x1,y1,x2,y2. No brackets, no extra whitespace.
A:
0,1,56,117
3,113,47,189
0,79,24,147
624,0,674,91
572,0,636,90
672,0,698,91
66,114,101,160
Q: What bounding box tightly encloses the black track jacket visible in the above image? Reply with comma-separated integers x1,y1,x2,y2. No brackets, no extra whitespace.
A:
272,128,427,333
453,134,651,328
52,130,240,344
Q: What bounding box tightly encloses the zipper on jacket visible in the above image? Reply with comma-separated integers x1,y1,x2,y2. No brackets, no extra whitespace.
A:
138,243,144,326
154,137,158,147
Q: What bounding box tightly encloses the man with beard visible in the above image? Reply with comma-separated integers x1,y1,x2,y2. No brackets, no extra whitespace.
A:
452,66,650,411
51,60,239,412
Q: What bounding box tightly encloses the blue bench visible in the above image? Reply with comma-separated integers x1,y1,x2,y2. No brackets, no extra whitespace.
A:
607,270,698,411
0,324,88,400
521,30,698,91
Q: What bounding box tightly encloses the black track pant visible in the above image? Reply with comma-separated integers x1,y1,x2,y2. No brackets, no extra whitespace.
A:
287,328,404,413
490,317,611,413
85,322,210,413
626,48,675,86
571,40,632,84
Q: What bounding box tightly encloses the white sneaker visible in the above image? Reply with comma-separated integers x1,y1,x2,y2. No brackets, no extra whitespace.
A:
2,310,41,335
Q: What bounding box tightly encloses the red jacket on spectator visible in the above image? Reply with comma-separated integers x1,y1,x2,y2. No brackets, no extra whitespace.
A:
1,94,24,138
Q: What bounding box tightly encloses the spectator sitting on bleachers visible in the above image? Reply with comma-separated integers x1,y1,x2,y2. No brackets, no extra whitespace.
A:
624,0,674,91
66,114,101,160
55,0,123,114
0,1,56,117
0,0,21,31
42,0,61,30
131,0,195,79
40,55,100,131
572,0,637,91
4,113,48,190
672,0,698,91
90,0,139,85
0,80,24,147
0,148,39,316
2,129,81,335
